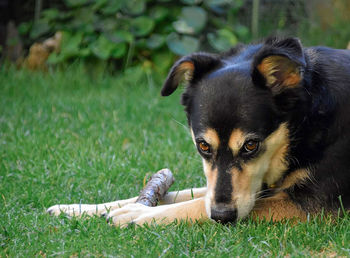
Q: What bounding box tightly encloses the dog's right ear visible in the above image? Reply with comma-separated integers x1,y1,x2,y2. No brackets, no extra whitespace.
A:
161,53,221,96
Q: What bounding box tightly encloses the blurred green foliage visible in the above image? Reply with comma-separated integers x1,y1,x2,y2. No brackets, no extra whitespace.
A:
19,0,249,74
16,0,350,76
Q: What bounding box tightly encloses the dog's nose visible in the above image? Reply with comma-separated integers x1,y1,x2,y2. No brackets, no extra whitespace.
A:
210,207,237,224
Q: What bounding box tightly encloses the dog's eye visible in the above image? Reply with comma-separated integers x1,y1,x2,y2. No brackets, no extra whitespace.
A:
199,141,210,153
243,140,259,153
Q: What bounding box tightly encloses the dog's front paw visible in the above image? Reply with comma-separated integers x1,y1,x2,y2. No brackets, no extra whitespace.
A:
105,203,164,227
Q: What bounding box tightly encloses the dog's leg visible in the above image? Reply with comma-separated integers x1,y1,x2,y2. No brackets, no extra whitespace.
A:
250,192,307,221
47,197,139,216
47,187,207,217
106,197,208,226
159,187,207,204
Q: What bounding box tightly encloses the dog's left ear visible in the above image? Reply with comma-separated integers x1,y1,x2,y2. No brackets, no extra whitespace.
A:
161,53,221,96
252,37,306,95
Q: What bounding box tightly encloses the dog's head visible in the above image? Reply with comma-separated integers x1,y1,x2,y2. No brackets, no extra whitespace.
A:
161,37,307,223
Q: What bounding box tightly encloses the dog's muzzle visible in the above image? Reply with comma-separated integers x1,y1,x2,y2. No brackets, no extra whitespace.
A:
210,206,237,224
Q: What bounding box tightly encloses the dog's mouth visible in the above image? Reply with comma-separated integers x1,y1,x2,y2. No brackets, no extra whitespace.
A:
207,196,257,223
205,188,257,224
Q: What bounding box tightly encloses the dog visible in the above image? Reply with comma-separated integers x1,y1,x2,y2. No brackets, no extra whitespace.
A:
48,37,350,225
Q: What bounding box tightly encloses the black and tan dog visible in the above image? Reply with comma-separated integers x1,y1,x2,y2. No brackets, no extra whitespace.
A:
48,37,350,225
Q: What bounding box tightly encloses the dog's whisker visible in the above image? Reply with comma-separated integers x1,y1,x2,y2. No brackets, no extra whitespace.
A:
171,118,189,132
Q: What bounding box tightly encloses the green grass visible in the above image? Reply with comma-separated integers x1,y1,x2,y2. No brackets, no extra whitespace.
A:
1,67,349,257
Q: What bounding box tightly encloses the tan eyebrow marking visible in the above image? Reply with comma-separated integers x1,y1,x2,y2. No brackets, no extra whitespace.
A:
228,129,246,155
202,128,220,150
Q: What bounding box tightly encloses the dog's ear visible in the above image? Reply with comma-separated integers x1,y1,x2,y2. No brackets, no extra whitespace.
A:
252,37,306,95
161,53,221,96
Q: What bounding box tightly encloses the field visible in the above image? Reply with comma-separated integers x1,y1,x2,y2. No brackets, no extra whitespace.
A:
1,67,349,256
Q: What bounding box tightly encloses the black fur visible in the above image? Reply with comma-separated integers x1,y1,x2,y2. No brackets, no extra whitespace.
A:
162,37,350,215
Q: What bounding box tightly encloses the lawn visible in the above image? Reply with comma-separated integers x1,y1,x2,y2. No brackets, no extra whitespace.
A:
0,67,349,257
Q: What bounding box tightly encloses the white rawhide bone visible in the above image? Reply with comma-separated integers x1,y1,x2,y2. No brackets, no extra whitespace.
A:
136,168,175,207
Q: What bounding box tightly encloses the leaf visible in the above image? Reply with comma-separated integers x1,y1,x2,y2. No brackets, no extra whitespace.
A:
166,33,199,56
60,31,83,56
204,0,229,6
70,8,96,33
101,0,125,15
18,22,32,35
205,0,243,13
92,0,108,11
146,34,165,49
48,31,86,63
152,51,175,74
235,25,249,39
180,0,202,4
64,0,89,7
91,35,127,60
122,0,146,15
95,18,118,32
41,8,60,21
109,31,134,44
130,16,155,37
204,0,229,14
173,7,207,34
172,20,194,35
30,21,50,39
111,43,127,58
207,29,237,52
73,7,96,24
91,35,115,60
79,48,91,57
149,6,169,22
47,52,65,64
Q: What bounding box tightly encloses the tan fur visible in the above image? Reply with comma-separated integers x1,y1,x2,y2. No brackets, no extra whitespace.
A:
248,168,310,222
231,167,256,218
263,123,290,186
203,128,220,150
203,160,218,216
47,197,139,216
228,129,245,154
257,56,302,88
280,169,311,190
231,167,250,198
203,160,218,191
251,192,307,221
109,197,208,226
158,197,207,224
190,128,196,144
159,187,207,204
174,61,195,84
232,123,290,218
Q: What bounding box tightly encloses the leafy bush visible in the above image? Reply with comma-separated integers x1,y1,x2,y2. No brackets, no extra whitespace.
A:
19,0,249,74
